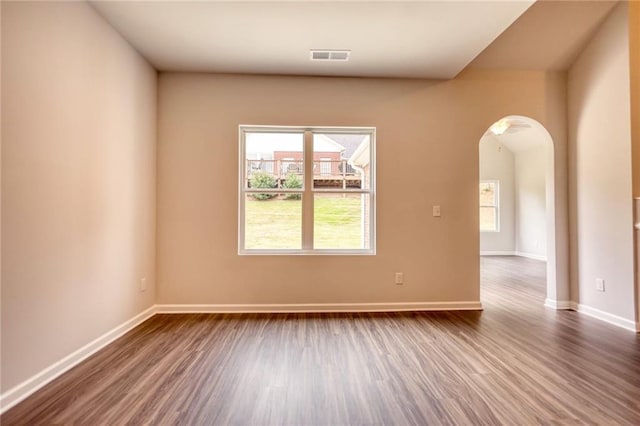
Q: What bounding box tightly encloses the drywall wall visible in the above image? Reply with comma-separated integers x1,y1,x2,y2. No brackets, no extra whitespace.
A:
630,0,640,325
479,135,515,253
629,1,640,199
568,3,635,322
1,1,157,393
157,69,569,307
0,1,3,394
515,146,547,260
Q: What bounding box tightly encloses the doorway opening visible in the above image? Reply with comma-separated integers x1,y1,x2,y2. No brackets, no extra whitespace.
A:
478,116,558,308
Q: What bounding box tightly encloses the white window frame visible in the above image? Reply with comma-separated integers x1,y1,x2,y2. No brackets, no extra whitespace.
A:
239,125,376,255
480,179,500,233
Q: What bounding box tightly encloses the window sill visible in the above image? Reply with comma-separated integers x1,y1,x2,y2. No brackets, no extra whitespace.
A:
238,249,376,256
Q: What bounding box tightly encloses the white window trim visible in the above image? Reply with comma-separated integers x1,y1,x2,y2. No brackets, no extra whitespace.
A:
480,179,500,233
238,125,376,255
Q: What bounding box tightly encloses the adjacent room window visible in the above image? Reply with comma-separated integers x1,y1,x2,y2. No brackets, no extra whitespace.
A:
480,180,499,232
239,126,375,254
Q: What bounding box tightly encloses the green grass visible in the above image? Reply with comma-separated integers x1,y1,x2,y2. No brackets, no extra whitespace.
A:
245,195,363,249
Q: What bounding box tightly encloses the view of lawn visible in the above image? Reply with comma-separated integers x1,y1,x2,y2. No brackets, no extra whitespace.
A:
315,195,363,249
245,195,363,249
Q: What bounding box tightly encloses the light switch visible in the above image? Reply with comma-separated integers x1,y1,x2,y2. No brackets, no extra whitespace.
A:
395,272,404,285
433,205,441,217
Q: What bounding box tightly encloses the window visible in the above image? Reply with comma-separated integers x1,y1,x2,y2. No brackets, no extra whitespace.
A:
239,126,375,254
479,180,499,232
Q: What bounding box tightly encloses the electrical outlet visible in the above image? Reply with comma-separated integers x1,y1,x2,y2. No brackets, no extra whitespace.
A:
140,277,147,292
432,205,441,217
395,272,404,285
595,278,605,292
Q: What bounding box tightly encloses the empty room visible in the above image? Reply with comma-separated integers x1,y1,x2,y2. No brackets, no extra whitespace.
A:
2,0,640,424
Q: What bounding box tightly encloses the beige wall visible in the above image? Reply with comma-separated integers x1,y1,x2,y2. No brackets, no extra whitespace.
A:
541,72,569,303
1,1,157,392
157,70,568,306
0,0,4,393
479,136,515,253
515,146,548,259
568,3,635,321
630,0,640,324
630,1,640,199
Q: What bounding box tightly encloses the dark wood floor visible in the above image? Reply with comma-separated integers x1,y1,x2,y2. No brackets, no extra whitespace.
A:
3,256,640,425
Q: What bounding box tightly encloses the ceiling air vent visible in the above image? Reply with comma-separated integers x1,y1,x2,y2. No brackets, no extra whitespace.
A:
310,49,351,61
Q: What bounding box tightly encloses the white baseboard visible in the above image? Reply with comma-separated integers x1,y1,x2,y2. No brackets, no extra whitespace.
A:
480,251,547,262
545,300,637,332
544,299,573,310
155,301,483,314
515,251,547,261
480,251,516,256
573,303,639,332
0,305,157,415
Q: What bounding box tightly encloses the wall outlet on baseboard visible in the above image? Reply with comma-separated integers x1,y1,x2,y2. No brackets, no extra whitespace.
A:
395,272,404,285
140,277,147,292
595,278,605,292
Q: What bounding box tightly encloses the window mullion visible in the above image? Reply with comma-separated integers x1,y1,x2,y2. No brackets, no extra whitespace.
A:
302,130,314,250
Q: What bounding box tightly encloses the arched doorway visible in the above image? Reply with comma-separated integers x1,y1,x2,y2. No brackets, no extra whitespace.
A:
478,115,560,307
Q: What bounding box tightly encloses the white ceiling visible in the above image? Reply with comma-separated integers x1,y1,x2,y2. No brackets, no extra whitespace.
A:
480,115,553,153
482,128,546,154
90,1,534,79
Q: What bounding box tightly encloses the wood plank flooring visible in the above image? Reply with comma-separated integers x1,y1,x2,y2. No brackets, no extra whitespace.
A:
3,256,640,425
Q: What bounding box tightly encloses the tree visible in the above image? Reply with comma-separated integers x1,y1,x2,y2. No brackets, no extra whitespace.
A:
250,171,277,200
282,172,302,199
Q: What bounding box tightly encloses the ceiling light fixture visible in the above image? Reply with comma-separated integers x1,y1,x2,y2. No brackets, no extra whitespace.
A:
490,119,510,136
310,50,351,61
